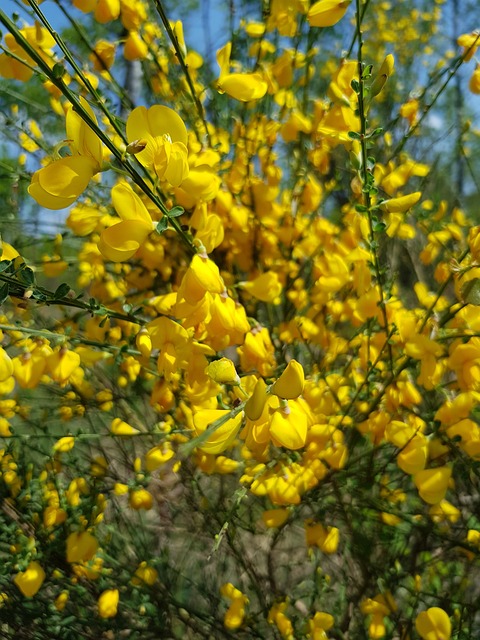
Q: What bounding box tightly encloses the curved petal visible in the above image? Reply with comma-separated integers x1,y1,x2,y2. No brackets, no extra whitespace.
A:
66,97,102,163
28,164,81,210
111,182,152,223
163,142,189,187
126,105,188,146
37,156,96,199
218,73,268,101
98,219,152,262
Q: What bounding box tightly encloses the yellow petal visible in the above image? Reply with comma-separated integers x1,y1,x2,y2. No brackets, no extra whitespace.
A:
240,271,283,303
308,0,351,27
0,348,14,382
269,401,308,449
14,561,46,597
66,96,102,163
98,219,152,262
126,105,188,146
380,192,422,213
193,409,244,454
42,156,96,198
415,607,451,640
111,182,152,223
262,508,289,528
218,73,268,101
110,417,140,436
270,360,305,399
29,156,96,209
245,377,268,421
205,358,240,385
414,467,452,504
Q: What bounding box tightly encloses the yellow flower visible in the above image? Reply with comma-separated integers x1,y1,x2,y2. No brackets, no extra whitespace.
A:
221,583,248,630
28,98,103,210
133,562,158,586
126,105,189,186
129,488,153,510
66,531,98,563
240,271,283,303
218,73,268,101
0,348,13,382
90,39,116,70
0,26,55,82
54,591,69,611
53,436,75,454
193,410,244,455
245,377,268,421
380,191,422,213
205,358,240,385
123,31,149,61
94,0,120,23
145,443,174,472
414,467,452,505
98,182,154,262
262,508,289,528
470,65,480,94
14,561,46,597
216,42,267,101
98,589,119,618
47,347,81,384
269,400,308,449
270,360,305,399
110,417,141,436
305,521,340,553
308,0,351,28
415,607,451,640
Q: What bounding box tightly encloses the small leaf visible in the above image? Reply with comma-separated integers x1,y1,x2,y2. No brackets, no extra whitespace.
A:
348,131,361,140
0,260,11,273
156,217,168,234
54,283,70,299
168,206,185,218
52,62,65,79
355,204,368,213
367,127,384,138
350,79,360,93
373,221,386,233
19,266,35,286
462,278,480,305
0,282,9,304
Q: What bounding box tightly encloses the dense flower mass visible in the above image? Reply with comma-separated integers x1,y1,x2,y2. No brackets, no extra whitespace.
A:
0,0,479,638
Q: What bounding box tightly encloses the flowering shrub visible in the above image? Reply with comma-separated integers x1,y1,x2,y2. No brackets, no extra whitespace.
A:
0,0,479,638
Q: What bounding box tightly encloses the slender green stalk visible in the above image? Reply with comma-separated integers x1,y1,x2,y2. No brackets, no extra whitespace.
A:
354,0,393,371
150,0,211,147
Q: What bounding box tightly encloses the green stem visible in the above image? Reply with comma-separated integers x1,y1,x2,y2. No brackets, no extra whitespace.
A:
355,0,393,372
150,0,211,147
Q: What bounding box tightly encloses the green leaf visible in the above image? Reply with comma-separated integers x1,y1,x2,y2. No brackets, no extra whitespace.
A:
0,260,11,273
367,127,384,139
52,62,66,79
156,217,169,234
0,282,9,304
373,221,386,233
462,278,480,305
350,79,360,93
19,266,36,286
348,131,361,140
54,283,70,299
168,206,185,218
